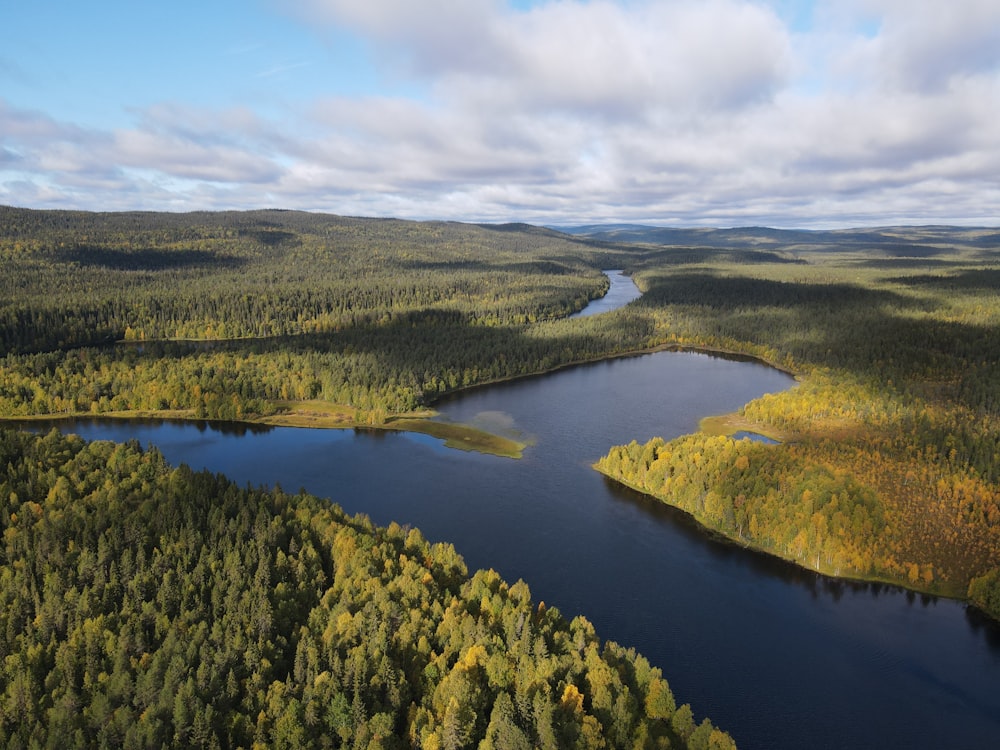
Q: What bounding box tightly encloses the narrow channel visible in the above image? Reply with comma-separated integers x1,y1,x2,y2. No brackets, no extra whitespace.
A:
569,269,642,317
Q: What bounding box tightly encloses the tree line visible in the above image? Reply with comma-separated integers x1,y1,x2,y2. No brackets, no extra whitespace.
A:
0,308,656,421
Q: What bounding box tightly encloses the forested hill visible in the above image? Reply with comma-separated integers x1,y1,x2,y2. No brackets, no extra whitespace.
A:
0,206,644,421
587,223,1000,616
0,206,617,354
559,223,1000,255
0,428,733,748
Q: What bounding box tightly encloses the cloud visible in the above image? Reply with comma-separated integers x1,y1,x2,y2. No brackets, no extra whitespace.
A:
114,130,282,184
3,1,999,226
293,0,503,72
0,100,286,208
296,0,792,118
847,0,1000,91
0,101,80,143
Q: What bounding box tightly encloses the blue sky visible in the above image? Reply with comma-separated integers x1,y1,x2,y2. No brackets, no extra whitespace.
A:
2,0,998,227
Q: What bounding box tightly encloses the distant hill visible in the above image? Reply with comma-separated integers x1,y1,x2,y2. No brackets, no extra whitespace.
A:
555,223,1000,256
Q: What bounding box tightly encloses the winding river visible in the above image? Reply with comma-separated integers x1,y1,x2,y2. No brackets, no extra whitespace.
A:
569,269,642,317
25,273,1000,749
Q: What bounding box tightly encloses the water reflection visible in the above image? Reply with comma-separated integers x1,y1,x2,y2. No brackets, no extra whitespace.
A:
602,471,1000,630
730,430,779,444
966,607,1000,650
604,476,840,596
18,416,275,437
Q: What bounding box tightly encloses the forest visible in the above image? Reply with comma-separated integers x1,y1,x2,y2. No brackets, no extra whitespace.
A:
0,208,649,425
0,428,733,748
2,206,1000,745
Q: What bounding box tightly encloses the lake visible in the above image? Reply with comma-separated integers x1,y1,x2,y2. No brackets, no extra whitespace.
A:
21,272,1000,749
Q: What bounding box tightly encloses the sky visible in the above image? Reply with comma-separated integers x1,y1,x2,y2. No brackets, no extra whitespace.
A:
1,0,998,228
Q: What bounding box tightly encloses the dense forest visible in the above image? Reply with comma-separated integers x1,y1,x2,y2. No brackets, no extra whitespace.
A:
0,207,618,353
0,207,649,422
0,428,733,748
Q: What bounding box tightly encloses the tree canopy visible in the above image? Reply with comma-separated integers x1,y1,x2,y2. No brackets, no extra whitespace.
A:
0,428,733,749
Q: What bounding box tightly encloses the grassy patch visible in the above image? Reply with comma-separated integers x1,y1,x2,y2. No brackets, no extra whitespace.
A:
388,418,527,459
259,400,362,427
262,401,526,457
256,401,526,457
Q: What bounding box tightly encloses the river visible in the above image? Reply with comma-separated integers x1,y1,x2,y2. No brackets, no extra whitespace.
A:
569,269,642,317
22,272,1000,749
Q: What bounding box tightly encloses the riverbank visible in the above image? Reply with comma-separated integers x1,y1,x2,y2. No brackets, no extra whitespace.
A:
3,399,528,459
1,341,791,459
13,338,986,609
592,462,969,600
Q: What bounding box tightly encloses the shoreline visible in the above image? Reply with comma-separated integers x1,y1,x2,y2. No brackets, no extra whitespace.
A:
592,464,970,604
427,341,799,407
6,343,987,612
1,402,527,459
2,342,791,459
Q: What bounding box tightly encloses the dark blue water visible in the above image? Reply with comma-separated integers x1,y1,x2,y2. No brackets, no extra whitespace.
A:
27,351,1000,749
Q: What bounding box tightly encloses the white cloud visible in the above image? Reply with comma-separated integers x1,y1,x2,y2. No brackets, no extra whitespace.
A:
297,0,792,117
843,0,1000,91
3,1,999,226
114,130,282,184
